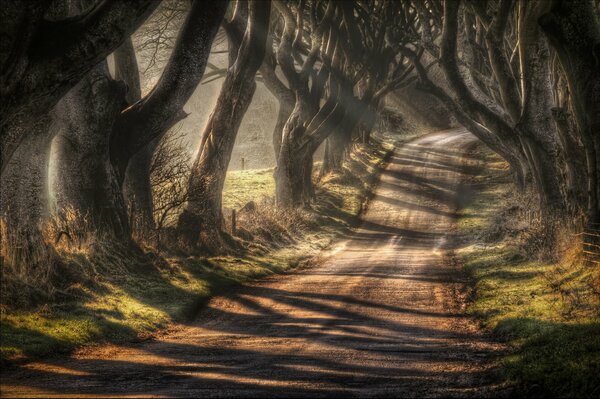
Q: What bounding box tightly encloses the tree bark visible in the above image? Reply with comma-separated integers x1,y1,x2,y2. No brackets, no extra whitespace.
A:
52,63,130,240
479,0,521,123
178,0,271,252
114,38,156,242
123,143,156,242
275,134,316,207
110,0,228,186
273,1,345,207
322,124,351,175
0,115,55,279
260,57,295,158
0,0,159,173
552,107,587,212
517,0,568,216
540,0,600,226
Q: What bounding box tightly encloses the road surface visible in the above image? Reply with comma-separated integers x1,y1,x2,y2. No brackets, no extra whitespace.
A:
1,129,504,397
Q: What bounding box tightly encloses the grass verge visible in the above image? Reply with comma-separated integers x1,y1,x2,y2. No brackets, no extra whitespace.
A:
457,145,600,398
0,132,398,364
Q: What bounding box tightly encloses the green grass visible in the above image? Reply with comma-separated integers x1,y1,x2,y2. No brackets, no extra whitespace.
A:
457,147,600,397
222,168,275,209
0,251,303,362
1,132,398,364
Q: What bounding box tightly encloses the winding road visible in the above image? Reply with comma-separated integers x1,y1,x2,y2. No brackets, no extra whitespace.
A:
1,129,503,397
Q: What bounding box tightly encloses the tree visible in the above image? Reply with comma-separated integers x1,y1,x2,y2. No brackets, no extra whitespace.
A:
388,0,590,225
0,0,160,173
321,0,418,175
109,0,226,243
272,0,346,207
1,0,226,278
178,0,271,252
540,0,600,227
0,0,158,279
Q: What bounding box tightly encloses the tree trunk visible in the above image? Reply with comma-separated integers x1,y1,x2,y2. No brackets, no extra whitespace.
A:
123,143,157,242
109,0,228,186
276,88,345,206
0,115,55,281
322,123,351,176
178,1,270,252
178,73,257,251
52,64,130,241
517,0,568,218
272,93,296,159
114,38,156,242
359,102,378,144
552,107,587,213
320,90,364,176
0,0,159,173
275,137,315,208
540,0,600,226
259,30,295,159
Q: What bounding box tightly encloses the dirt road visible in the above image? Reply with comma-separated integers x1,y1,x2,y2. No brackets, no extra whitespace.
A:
1,129,503,397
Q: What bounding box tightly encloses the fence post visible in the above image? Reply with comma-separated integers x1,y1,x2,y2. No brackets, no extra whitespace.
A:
231,209,236,235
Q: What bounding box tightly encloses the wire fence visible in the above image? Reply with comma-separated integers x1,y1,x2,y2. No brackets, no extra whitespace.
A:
574,222,600,265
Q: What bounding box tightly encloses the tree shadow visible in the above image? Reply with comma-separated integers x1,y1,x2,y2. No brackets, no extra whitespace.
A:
1,132,503,396
2,280,502,397
493,318,600,397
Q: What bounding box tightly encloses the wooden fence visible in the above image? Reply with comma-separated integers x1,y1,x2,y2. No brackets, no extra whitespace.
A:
576,223,600,265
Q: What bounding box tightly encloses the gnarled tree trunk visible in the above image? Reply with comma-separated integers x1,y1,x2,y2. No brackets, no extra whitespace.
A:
0,0,159,173
0,116,55,280
114,39,156,242
110,1,227,244
52,64,130,241
178,1,271,252
321,85,363,176
517,1,568,217
540,0,600,226
274,98,316,207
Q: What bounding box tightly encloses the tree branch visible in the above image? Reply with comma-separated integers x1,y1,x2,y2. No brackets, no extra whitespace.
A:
110,0,228,185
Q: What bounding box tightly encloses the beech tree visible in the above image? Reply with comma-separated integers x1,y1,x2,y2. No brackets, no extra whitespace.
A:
111,0,228,241
271,0,347,207
178,0,271,252
539,0,600,227
0,0,160,173
0,0,158,276
2,0,597,275
0,0,226,276
385,0,596,227
322,1,419,175
51,0,226,241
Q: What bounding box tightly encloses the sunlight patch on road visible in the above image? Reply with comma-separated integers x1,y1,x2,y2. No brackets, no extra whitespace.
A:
22,362,92,377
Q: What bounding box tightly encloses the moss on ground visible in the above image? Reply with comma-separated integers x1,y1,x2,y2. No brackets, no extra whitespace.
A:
457,147,600,398
0,132,398,364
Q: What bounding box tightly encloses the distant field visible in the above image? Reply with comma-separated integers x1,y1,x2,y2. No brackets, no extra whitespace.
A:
222,168,275,210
